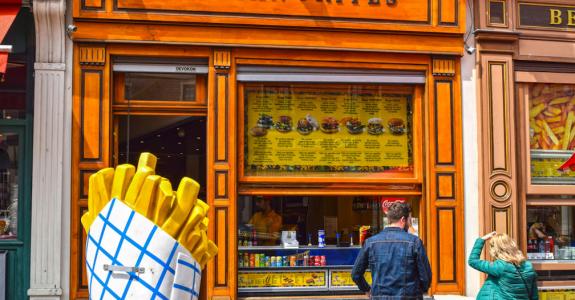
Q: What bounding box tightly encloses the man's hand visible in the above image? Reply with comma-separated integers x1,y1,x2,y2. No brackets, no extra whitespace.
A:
481,231,497,240
365,291,370,298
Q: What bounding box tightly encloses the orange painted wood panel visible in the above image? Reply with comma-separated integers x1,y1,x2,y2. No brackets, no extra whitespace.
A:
439,0,457,25
216,172,227,198
82,0,102,8
81,71,102,160
435,81,454,165
115,0,430,23
216,74,227,162
215,208,228,287
437,208,456,282
437,173,454,199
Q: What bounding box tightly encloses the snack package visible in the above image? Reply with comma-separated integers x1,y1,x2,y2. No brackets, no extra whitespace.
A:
83,153,217,300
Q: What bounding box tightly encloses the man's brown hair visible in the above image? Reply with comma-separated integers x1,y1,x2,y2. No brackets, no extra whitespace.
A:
387,202,412,224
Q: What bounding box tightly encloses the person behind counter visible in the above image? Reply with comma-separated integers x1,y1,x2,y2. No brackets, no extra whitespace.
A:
468,232,538,300
248,197,283,246
351,202,431,299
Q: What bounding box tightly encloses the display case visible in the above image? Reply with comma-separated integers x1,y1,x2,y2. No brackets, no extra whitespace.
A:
237,195,420,296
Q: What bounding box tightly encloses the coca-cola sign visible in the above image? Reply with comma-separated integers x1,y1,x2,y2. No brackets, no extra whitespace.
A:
380,197,406,214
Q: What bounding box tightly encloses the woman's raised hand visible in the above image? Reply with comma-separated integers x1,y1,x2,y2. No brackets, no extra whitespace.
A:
481,231,497,240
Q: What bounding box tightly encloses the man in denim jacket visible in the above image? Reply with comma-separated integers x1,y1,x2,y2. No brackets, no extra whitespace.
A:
352,202,432,299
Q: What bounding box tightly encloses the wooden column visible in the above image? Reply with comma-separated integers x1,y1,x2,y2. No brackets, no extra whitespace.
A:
70,44,110,299
428,57,465,294
207,49,237,300
478,53,517,238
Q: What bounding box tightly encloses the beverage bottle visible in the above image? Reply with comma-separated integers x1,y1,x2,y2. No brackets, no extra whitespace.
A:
548,236,554,253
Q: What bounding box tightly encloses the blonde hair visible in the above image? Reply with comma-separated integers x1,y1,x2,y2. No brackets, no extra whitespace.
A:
489,233,526,266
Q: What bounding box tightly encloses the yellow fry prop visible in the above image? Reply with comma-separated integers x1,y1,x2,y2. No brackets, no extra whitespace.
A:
81,152,217,267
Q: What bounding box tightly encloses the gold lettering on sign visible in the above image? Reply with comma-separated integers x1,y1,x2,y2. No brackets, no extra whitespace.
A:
550,9,562,25
569,10,575,26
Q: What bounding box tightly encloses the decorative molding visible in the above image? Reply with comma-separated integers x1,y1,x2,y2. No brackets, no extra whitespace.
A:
79,46,106,66
214,50,231,72
33,0,66,64
30,1,67,299
432,58,456,76
490,179,511,202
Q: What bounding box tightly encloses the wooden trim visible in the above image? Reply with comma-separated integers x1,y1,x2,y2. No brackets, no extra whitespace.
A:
237,80,424,184
72,21,465,56
72,0,469,35
533,262,575,271
515,71,575,84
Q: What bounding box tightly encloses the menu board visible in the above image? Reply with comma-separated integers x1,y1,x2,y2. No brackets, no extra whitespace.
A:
238,271,326,288
330,270,372,288
245,87,412,173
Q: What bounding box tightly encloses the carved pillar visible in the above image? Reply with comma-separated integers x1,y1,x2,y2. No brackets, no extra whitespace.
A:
428,57,465,294
29,0,67,299
478,51,518,239
206,49,236,300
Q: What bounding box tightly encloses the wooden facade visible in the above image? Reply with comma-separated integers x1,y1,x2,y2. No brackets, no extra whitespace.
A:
70,1,467,299
476,0,575,282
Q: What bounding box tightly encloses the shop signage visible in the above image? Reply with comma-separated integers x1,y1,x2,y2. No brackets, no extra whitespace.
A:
380,197,407,214
519,3,575,30
244,87,412,173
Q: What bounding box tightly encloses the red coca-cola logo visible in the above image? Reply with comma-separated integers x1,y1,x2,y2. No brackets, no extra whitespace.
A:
380,197,407,214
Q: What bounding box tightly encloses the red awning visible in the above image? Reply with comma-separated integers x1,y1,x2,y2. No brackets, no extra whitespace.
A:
0,0,21,77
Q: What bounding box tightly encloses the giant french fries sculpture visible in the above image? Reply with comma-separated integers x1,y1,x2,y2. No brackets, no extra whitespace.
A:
82,153,218,300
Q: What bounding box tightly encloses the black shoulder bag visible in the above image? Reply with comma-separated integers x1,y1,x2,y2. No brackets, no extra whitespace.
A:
514,264,533,300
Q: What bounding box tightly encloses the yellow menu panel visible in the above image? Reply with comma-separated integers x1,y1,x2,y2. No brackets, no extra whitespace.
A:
238,271,326,288
245,87,412,173
330,270,372,287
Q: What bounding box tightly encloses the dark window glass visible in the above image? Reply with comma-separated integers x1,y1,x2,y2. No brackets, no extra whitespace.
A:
117,115,207,198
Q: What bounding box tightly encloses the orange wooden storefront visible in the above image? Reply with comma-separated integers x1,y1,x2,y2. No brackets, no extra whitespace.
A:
70,1,467,299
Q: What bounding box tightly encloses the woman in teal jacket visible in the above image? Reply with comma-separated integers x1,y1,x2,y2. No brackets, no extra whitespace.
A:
468,231,538,300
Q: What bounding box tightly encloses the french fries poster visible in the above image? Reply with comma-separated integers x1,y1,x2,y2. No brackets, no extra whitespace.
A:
529,84,575,179
245,87,413,173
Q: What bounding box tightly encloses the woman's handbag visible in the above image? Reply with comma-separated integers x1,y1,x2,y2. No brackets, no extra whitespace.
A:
514,264,533,300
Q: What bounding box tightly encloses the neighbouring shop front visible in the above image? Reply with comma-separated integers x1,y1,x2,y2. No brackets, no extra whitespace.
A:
70,1,467,299
476,0,575,297
0,2,34,299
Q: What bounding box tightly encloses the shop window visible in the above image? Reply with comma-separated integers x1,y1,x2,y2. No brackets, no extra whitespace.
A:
0,62,27,119
526,203,575,261
0,132,20,239
123,73,205,102
236,195,420,295
116,115,207,198
527,83,575,185
113,58,208,105
241,83,416,179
